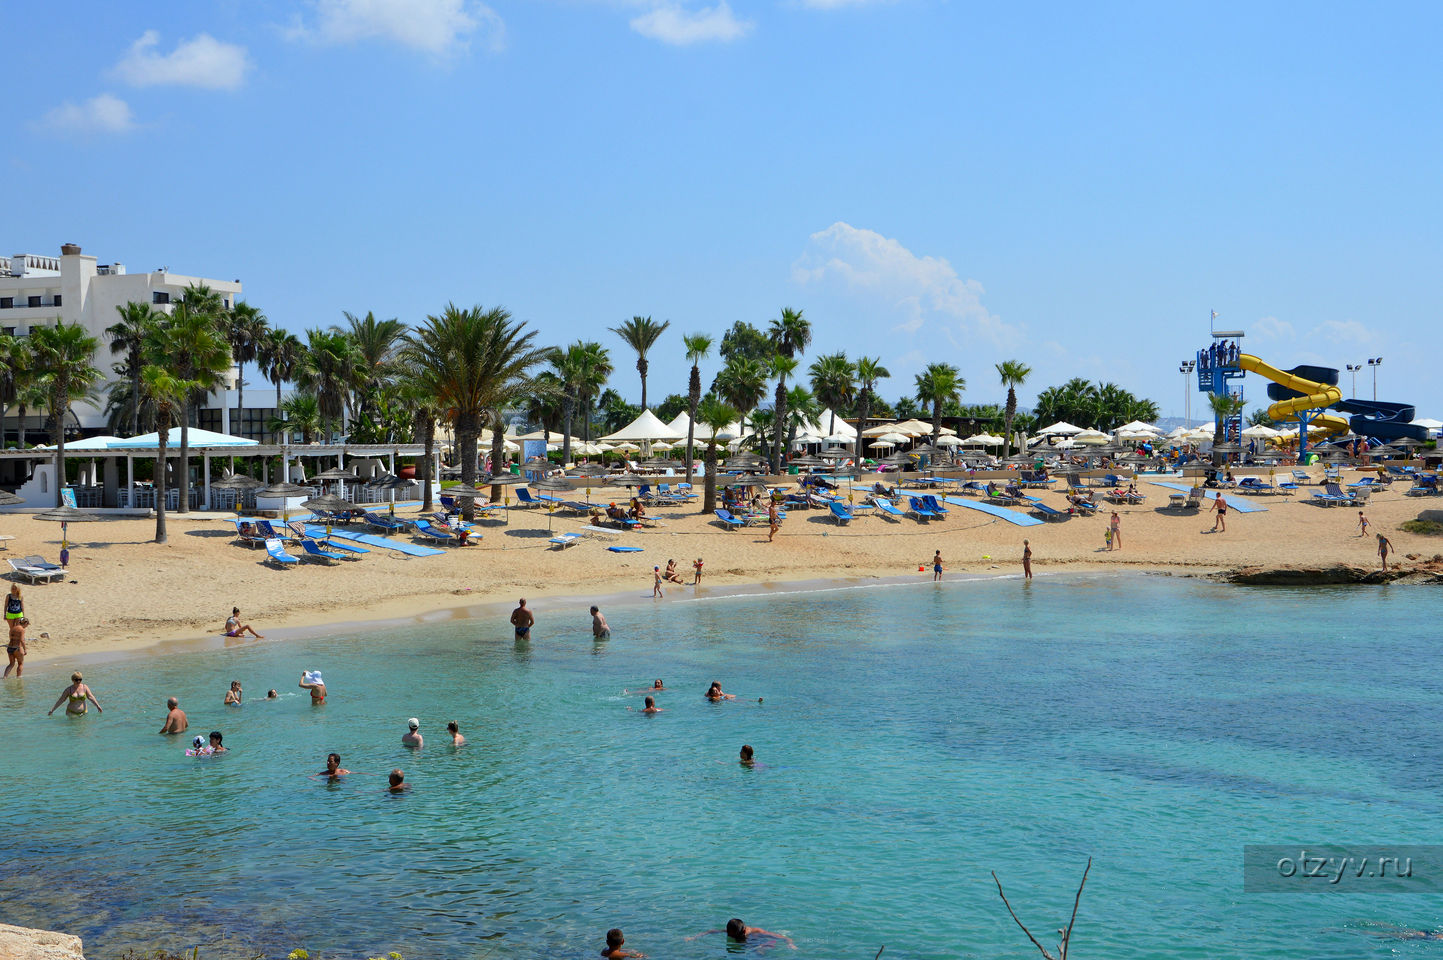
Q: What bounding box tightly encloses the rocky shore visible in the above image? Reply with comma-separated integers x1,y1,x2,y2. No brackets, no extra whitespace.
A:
1212,555,1443,585
0,924,84,960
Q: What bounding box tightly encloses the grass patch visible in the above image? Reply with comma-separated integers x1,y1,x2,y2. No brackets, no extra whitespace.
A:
1401,519,1443,536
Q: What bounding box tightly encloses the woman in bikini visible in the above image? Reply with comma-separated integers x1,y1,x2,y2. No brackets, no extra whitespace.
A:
225,607,263,639
49,672,103,716
3,616,28,678
299,671,327,704
224,680,243,705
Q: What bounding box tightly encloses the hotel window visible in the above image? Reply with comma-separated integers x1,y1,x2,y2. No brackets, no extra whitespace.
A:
198,410,222,433
53,294,61,306
0,298,11,309
153,291,170,305
27,296,40,308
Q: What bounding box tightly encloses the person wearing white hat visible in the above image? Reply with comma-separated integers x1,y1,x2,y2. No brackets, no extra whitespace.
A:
402,718,423,749
299,670,326,705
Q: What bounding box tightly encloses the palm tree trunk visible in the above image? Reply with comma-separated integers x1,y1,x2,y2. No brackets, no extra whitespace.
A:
773,381,787,474
178,404,190,514
236,360,244,430
456,411,478,522
932,402,942,446
638,357,648,410
17,404,26,449
1003,388,1016,458
420,417,435,513
131,349,142,437
487,415,506,510
154,429,169,543
562,398,574,467
274,379,283,443
702,440,719,513
855,390,870,461
50,393,65,509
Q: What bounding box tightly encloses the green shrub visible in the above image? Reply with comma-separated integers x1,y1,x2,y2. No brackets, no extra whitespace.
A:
1401,520,1443,536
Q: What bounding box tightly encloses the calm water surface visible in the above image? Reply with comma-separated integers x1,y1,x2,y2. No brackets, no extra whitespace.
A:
2,574,1442,959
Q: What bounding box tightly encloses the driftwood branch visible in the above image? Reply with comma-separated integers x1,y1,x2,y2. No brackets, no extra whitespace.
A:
874,948,884,960
992,857,1092,960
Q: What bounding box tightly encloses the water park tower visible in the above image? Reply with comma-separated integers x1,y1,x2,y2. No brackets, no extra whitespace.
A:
1196,321,1246,446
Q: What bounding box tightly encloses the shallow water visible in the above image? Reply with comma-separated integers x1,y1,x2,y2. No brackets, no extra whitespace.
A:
3,574,1443,959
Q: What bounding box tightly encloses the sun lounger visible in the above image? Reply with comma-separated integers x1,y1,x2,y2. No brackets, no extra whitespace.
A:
984,484,1022,505
234,519,267,547
1237,477,1274,494
1292,470,1313,484
549,531,587,549
299,539,346,564
7,556,66,584
713,508,745,530
1406,475,1439,496
828,501,854,525
264,539,299,567
413,518,466,542
1310,484,1351,506
871,497,907,519
1028,499,1071,522
922,495,950,517
364,512,408,533
255,519,291,540
1068,496,1099,515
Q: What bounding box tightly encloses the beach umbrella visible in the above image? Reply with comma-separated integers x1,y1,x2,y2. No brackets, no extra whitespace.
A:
528,476,574,531
609,474,649,489
0,489,23,506
1115,420,1161,435
478,472,526,486
211,473,264,490
34,505,105,564
789,455,826,467
817,449,852,460
1394,437,1425,448
257,482,312,498
1037,421,1085,435
1074,430,1110,445
302,493,361,514
1368,444,1401,457
439,485,489,499
868,439,896,449
313,467,360,481
934,435,964,447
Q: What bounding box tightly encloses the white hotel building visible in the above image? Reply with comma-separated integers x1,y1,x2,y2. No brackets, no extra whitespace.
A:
0,243,270,440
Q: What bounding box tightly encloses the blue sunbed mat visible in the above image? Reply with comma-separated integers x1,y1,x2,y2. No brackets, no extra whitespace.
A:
941,496,1043,526
608,546,644,553
1146,482,1268,513
305,525,445,557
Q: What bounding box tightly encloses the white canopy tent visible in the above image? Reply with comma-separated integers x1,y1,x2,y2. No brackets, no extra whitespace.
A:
1114,420,1161,435
601,409,686,442
1036,421,1085,436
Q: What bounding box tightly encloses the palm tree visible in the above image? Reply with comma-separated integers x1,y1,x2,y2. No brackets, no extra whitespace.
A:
225,301,269,429
107,302,159,436
995,359,1031,457
334,310,406,424
158,301,232,513
550,344,593,466
715,356,767,447
914,362,964,445
405,305,550,518
396,364,444,512
608,315,670,409
297,329,361,440
570,341,613,444
269,393,321,444
767,307,811,471
257,328,303,442
137,365,188,543
808,351,855,438
1207,392,1245,464
27,321,103,507
695,395,738,514
682,333,713,485
853,356,890,461
784,385,821,453
0,333,32,447
180,282,224,315
769,354,800,466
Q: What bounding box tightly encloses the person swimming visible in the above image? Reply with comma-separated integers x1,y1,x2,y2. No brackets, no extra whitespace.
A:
739,744,755,767
686,919,794,950
318,752,351,778
642,696,662,715
49,672,102,717
446,721,465,747
705,681,735,701
388,769,409,793
224,680,243,705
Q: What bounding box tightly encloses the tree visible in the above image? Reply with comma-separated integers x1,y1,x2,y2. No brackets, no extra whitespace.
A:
695,394,738,514
853,356,890,460
334,311,406,424
784,385,821,453
27,321,103,506
270,393,321,444
716,356,767,448
597,389,640,435
767,307,811,471
769,354,800,465
914,362,964,444
297,329,360,440
996,359,1032,457
1247,406,1274,428
257,328,303,442
808,351,856,438
159,301,232,512
1207,391,1245,463
715,321,773,372
107,302,160,436
608,315,670,410
682,333,713,486
225,301,269,427
397,367,444,512
136,365,190,543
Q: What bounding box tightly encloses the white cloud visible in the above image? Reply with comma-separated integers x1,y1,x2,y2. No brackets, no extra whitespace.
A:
1309,318,1375,345
793,222,1017,346
630,1,753,45
288,0,504,56
113,31,251,90
38,94,136,135
1251,316,1295,341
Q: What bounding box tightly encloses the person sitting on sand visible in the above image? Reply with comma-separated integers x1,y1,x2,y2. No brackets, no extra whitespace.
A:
687,919,794,950
159,697,188,734
641,695,662,714
3,615,27,679
388,769,409,793
705,681,735,701
319,752,351,778
446,721,465,747
403,718,423,749
664,559,685,584
49,672,102,717
225,607,263,639
224,680,243,705
299,670,327,704
602,927,646,959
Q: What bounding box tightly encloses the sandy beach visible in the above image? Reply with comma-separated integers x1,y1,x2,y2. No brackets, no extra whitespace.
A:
4,469,1439,667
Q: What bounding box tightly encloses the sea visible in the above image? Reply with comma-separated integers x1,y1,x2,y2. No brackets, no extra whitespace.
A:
2,573,1442,959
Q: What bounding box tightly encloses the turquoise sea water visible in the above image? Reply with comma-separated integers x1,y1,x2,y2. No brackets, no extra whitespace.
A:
3,575,1443,959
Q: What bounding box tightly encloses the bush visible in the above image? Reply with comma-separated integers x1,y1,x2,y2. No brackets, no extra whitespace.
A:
1401,520,1443,536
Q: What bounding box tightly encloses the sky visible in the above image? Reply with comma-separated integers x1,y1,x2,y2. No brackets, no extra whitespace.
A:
6,1,1442,421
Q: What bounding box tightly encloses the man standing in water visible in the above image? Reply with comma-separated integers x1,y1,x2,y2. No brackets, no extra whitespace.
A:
159,697,188,735
511,598,534,639
1022,539,1032,580
591,606,611,640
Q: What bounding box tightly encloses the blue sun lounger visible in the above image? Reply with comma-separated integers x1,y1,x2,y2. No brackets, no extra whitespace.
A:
264,538,298,567
413,518,465,542
1026,498,1071,522
922,494,950,516
871,497,906,519
906,497,939,521
299,539,346,564
713,508,746,530
364,512,408,532
828,501,854,525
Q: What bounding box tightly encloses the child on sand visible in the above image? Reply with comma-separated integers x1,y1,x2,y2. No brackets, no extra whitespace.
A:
693,557,704,584
1358,511,1370,537
1104,527,1114,551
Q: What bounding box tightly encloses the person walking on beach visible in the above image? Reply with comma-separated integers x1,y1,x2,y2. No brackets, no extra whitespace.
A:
3,615,27,679
224,607,263,639
1358,511,1370,537
653,567,664,598
1110,511,1122,550
402,718,423,749
49,672,102,717
1378,532,1396,571
591,606,611,640
693,557,704,584
1103,526,1113,551
511,598,534,639
1022,539,1032,580
159,697,188,734
931,550,943,581
5,585,24,627
767,500,780,542
1211,493,1228,532
299,670,327,704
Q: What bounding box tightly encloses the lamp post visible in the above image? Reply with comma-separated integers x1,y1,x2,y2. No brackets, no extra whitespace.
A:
1345,363,1362,398
1179,360,1196,426
1368,357,1383,401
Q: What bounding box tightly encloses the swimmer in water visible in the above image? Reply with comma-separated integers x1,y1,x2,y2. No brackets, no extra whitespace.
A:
642,696,662,714
402,718,423,749
49,672,102,717
687,919,794,950
224,680,243,705
317,752,351,778
299,671,326,704
265,689,278,700
705,681,735,701
601,928,646,958
207,730,227,753
388,769,409,793
739,744,755,767
446,721,465,747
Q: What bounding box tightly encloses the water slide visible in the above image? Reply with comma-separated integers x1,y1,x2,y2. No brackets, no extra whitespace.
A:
1236,355,1347,439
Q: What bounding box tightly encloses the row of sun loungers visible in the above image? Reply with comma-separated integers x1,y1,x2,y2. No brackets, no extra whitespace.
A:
6,555,66,584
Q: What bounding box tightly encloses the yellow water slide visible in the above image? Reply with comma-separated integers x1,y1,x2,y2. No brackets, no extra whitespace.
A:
1236,354,1349,437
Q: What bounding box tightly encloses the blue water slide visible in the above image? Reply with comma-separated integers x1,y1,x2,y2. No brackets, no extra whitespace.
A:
1335,398,1429,441
1264,364,1339,402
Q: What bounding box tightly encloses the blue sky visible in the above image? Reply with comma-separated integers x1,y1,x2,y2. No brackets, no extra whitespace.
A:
6,1,1441,420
